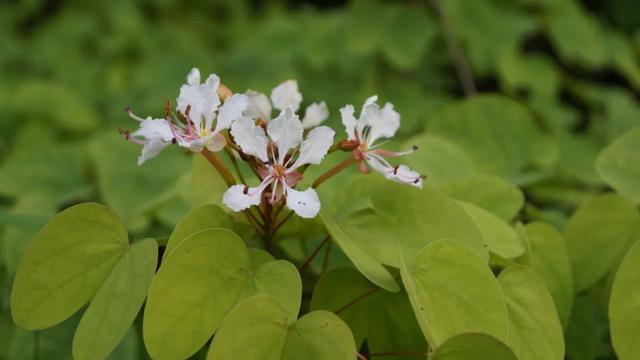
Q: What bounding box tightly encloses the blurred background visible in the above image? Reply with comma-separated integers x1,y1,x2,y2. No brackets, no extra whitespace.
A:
1,0,639,359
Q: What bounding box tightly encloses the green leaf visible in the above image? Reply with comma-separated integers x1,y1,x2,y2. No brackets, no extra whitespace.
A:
400,240,509,349
207,295,356,360
0,123,87,205
564,194,640,292
163,204,231,259
427,95,542,180
457,201,524,259
380,5,436,70
544,0,607,68
144,228,302,359
143,228,250,359
520,222,573,328
11,203,128,330
1,194,55,277
90,131,189,229
433,333,517,360
320,212,399,292
73,238,157,360
498,267,565,360
182,155,228,208
565,295,608,360
441,0,536,75
362,183,488,265
596,127,640,202
441,175,524,221
239,260,302,321
609,239,640,360
403,134,476,188
311,268,427,359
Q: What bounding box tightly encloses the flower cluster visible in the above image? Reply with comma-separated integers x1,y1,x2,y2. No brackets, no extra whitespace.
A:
125,68,424,219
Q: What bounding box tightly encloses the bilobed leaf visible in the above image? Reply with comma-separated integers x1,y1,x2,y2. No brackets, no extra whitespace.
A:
457,201,524,259
143,228,250,359
596,127,640,202
340,183,487,268
207,296,356,360
183,155,228,208
163,204,231,259
320,212,399,292
564,194,640,292
311,267,427,358
498,267,565,360
381,5,436,70
73,238,157,360
240,260,302,321
144,228,302,359
442,175,524,221
433,333,517,360
609,239,640,360
400,240,509,349
520,222,573,328
11,203,128,330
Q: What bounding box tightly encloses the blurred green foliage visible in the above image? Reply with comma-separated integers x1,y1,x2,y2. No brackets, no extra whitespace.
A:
1,0,640,359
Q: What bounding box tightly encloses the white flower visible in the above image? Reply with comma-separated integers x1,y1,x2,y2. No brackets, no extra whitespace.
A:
340,95,423,188
126,68,248,164
223,108,335,218
245,80,329,129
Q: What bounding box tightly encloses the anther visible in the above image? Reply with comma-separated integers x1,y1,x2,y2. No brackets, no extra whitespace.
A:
393,165,399,175
185,105,191,118
171,138,177,144
243,186,250,195
412,145,419,151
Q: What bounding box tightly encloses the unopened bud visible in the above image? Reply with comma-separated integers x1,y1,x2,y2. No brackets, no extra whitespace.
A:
338,139,359,151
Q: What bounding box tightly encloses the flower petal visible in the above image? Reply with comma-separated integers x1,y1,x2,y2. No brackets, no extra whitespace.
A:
286,187,321,218
340,104,357,140
271,80,303,112
245,90,272,121
223,184,265,212
302,102,329,129
360,99,400,145
131,117,174,142
216,94,249,132
138,138,170,165
230,116,269,162
366,154,423,188
176,71,220,130
187,67,200,85
289,126,335,170
267,108,303,163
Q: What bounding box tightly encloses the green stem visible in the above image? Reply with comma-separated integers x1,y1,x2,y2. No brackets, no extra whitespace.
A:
298,235,331,272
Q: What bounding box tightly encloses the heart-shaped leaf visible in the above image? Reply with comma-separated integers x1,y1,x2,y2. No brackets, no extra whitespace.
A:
433,333,517,360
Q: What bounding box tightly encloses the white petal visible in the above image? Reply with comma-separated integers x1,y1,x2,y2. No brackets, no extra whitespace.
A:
131,117,174,142
216,94,249,132
360,99,400,145
340,105,357,140
271,80,303,112
366,155,422,188
205,132,226,152
245,90,272,121
223,184,264,212
230,116,269,162
176,72,220,130
138,138,170,166
301,102,329,129
267,108,303,163
286,187,321,218
290,126,335,170
187,68,201,85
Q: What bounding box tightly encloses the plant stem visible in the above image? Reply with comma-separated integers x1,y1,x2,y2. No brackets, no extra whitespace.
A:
428,0,476,97
201,149,236,186
312,157,357,188
224,147,246,185
273,210,294,234
298,235,331,272
335,287,380,314
321,240,332,273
